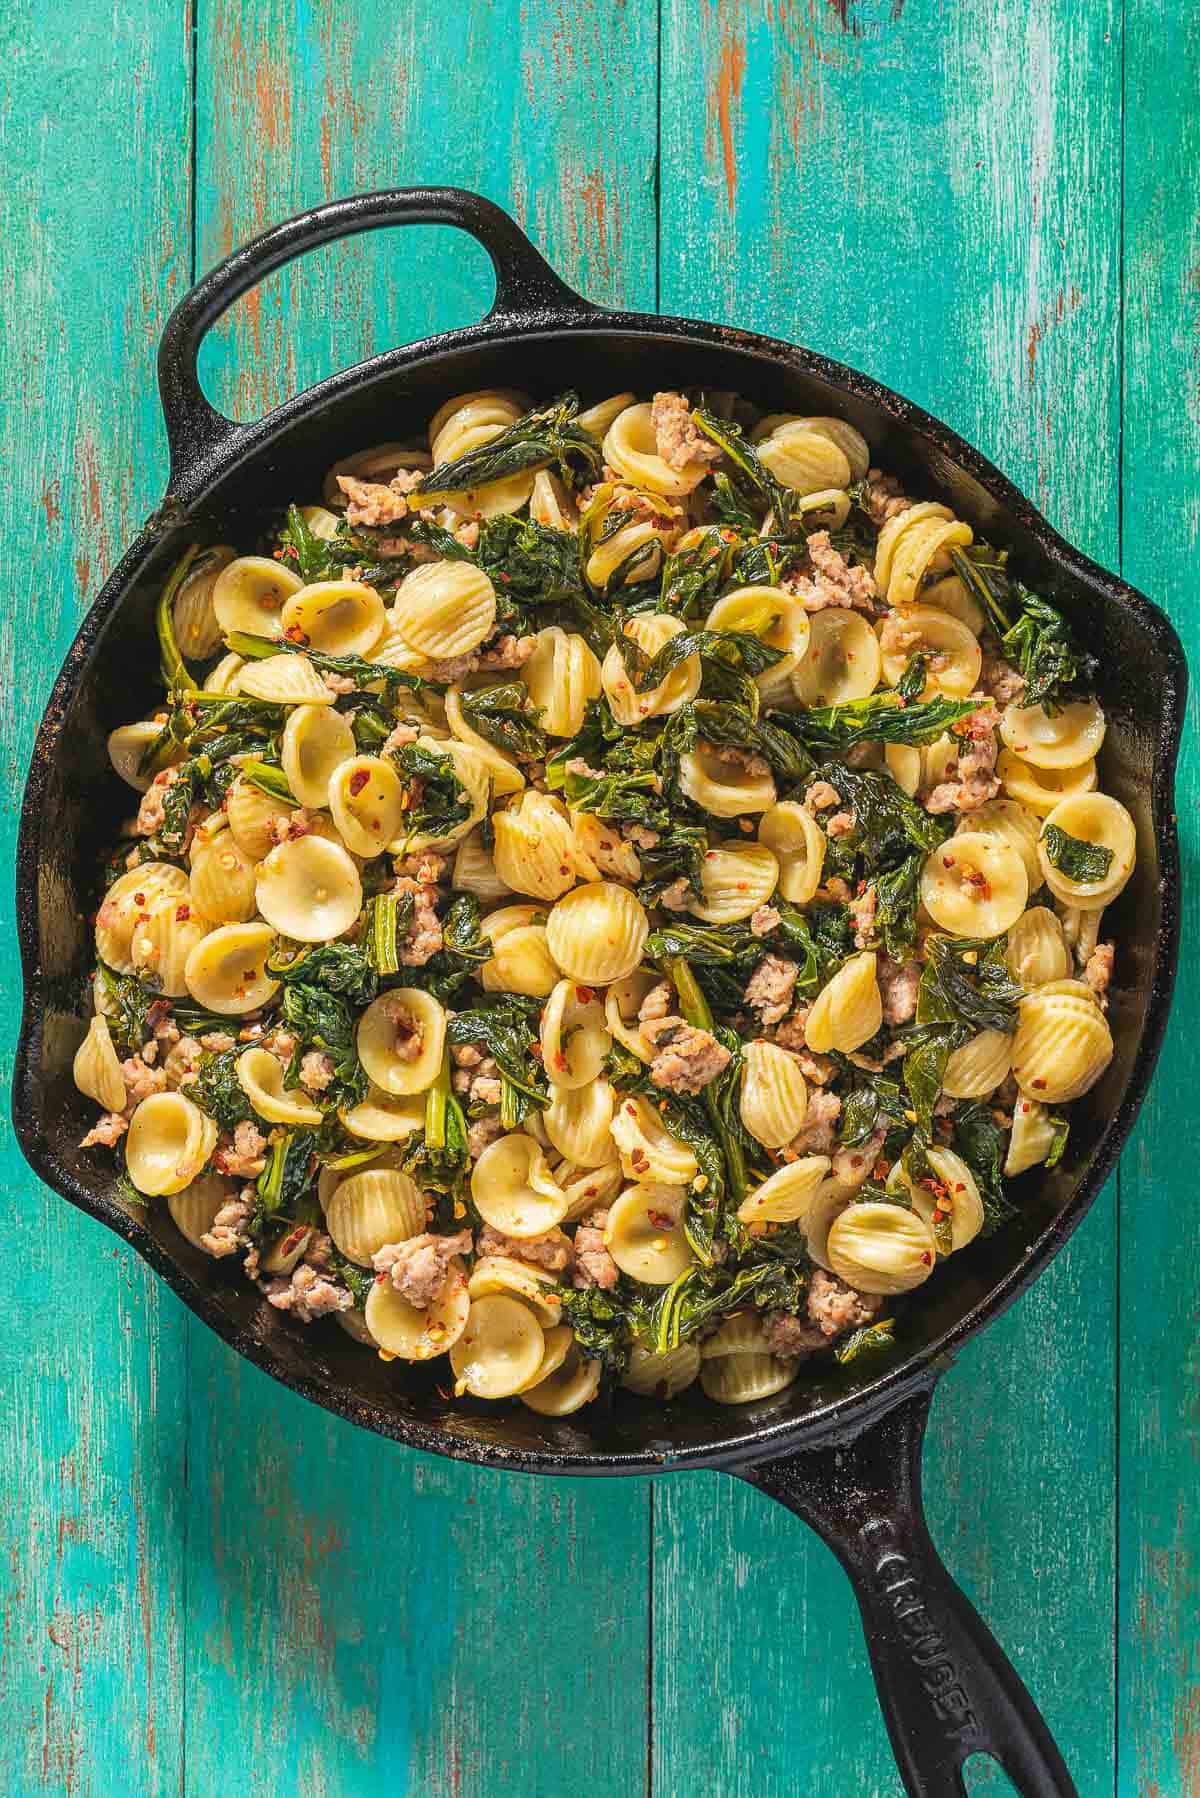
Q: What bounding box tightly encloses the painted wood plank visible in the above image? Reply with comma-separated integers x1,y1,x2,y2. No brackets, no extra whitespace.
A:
0,4,194,1795
1118,10,1200,1795
655,2,1122,1792
185,3,658,1793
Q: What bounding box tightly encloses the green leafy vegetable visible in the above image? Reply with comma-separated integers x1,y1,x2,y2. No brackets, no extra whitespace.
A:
93,963,154,1057
193,1047,256,1132
1041,824,1113,883
267,940,379,1005
414,393,602,501
388,740,473,843
949,547,1096,709
446,994,548,1128
901,936,1022,1131
253,1132,317,1238
458,683,546,761
363,892,413,976
785,689,980,753
228,630,428,697
280,982,364,1105
835,1318,897,1365
949,1101,1017,1233
279,503,342,582
155,544,203,696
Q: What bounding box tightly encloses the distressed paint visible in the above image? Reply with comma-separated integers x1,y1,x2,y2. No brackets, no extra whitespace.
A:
0,3,193,1794
183,2,658,1793
1119,8,1200,1797
4,1,1199,1794
656,1,1122,1792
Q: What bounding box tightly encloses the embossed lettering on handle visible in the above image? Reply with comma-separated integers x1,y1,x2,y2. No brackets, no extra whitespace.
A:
739,1381,1078,1798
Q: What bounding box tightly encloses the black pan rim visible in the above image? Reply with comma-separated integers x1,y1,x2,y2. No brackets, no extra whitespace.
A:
12,300,1188,1476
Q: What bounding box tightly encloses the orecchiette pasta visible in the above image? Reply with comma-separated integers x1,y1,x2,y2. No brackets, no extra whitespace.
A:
805,952,882,1055
790,607,882,706
920,833,1029,937
521,626,602,736
79,383,1137,1417
738,1039,809,1149
357,989,446,1095
471,1134,569,1236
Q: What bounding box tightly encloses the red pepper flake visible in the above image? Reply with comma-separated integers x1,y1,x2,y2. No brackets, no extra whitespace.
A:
349,768,370,796
575,985,594,1003
1032,1077,1047,1090
175,903,191,922
921,1252,932,1265
284,624,309,645
134,892,146,907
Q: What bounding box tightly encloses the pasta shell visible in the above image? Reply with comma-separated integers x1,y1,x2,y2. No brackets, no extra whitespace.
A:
611,1096,698,1186
700,1354,797,1405
73,1015,127,1112
189,830,258,925
520,1342,603,1415
999,699,1106,770
826,1201,937,1295
941,1028,1013,1100
129,896,212,997
167,1172,235,1249
958,798,1043,890
687,844,779,926
604,1185,694,1284
280,705,357,808
521,626,602,736
236,652,337,706
450,1296,546,1399
95,863,189,973
678,749,776,819
920,833,1028,937
212,554,303,637
468,1257,564,1327
543,1080,617,1168
545,881,649,984
471,1133,569,1237
1037,793,1136,910
540,979,611,1090
236,1045,323,1127
621,1340,701,1399
997,749,1098,818
365,1259,470,1360
340,1087,426,1143
324,1166,426,1262
492,791,593,899
183,921,279,1015
225,775,297,861
1011,990,1113,1103
805,952,882,1055
879,605,981,698
1006,906,1071,987
1005,1097,1063,1176
280,580,386,658
603,401,710,496
739,1040,809,1149
601,613,702,726
125,1092,217,1197
901,1147,985,1253
392,560,497,660
173,546,235,659
757,802,826,905
736,1155,831,1224
790,608,882,706
255,836,362,942
357,989,446,1096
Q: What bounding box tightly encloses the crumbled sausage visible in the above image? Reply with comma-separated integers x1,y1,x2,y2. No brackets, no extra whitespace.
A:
452,1052,503,1107
382,721,419,755
1084,941,1115,1002
373,1229,473,1307
643,1016,732,1094
424,633,535,684
477,1224,573,1273
787,530,877,612
267,806,315,844
337,471,419,526
979,654,1027,707
763,1311,827,1357
299,1051,336,1094
121,1057,168,1107
806,1267,882,1339
134,768,181,838
213,1118,268,1178
745,954,799,1028
656,877,692,912
572,1210,620,1290
80,1111,129,1149
861,468,911,527
199,1030,237,1054
831,1125,889,1190
650,390,721,470
466,1111,505,1160
877,955,921,1026
393,849,450,883
773,1003,811,1052
199,1184,256,1258
263,1262,353,1323
750,903,781,937
804,779,842,813
924,704,1001,815
784,1089,842,1156
392,875,443,966
637,981,674,1025
849,883,877,948
825,809,856,839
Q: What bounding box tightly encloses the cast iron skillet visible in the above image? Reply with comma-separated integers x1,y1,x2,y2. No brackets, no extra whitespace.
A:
13,188,1186,1797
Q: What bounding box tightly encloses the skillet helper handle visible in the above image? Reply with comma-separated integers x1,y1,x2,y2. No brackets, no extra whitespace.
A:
156,186,594,487
738,1380,1077,1798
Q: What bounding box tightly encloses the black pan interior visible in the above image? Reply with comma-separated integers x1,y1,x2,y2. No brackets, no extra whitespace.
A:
15,323,1184,1472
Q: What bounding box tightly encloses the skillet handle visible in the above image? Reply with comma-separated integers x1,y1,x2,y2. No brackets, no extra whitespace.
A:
738,1377,1078,1798
156,186,595,487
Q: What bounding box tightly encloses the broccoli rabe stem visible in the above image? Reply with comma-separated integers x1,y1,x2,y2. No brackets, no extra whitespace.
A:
667,956,712,1030
668,957,747,1206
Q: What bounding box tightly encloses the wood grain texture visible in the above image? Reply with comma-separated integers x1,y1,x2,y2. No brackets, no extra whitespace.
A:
1119,9,1200,1796
184,3,659,1793
0,4,194,1794
656,2,1122,1792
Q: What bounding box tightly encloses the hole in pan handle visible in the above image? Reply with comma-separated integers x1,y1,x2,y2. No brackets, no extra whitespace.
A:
735,1375,1079,1798
155,185,598,489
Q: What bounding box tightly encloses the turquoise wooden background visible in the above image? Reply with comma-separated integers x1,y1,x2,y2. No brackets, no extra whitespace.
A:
2,1,1196,1792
